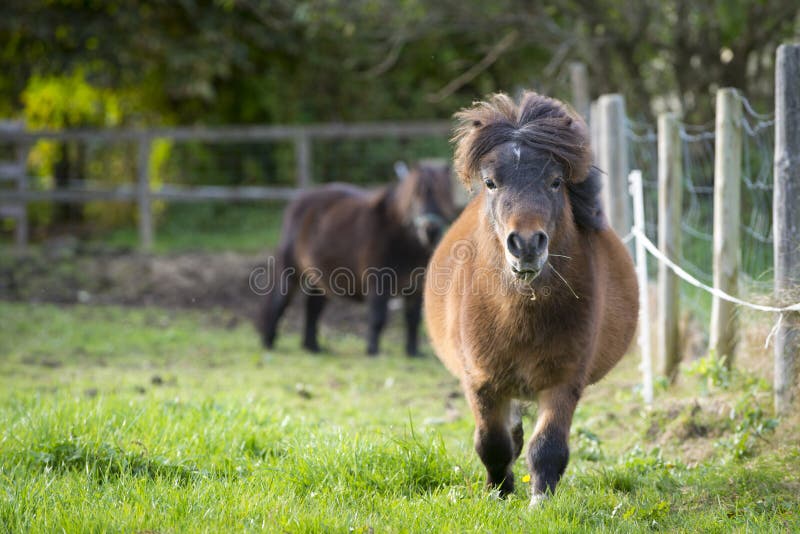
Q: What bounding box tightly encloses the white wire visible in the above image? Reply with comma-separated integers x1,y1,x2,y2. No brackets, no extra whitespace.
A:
632,227,800,313
734,89,775,121
624,102,778,306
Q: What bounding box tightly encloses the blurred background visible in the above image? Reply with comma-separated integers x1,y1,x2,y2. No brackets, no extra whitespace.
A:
0,1,798,336
1,0,797,251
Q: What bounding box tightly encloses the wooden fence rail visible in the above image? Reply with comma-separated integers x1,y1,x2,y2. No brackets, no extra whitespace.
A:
0,120,452,250
0,121,452,144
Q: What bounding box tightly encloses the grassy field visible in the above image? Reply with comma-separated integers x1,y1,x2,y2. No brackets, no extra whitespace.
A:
1,301,798,533
1,201,288,255
98,202,288,254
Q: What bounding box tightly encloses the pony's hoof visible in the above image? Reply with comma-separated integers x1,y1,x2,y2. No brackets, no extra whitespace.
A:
529,493,548,509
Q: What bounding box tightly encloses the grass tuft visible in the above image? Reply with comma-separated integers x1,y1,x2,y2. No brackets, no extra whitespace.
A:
27,440,211,484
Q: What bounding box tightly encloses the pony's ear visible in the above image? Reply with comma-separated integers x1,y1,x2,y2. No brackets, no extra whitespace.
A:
368,185,392,212
394,161,410,181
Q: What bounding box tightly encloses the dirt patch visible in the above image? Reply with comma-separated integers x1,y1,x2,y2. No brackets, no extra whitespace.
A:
645,397,735,464
0,242,369,335
1,247,260,309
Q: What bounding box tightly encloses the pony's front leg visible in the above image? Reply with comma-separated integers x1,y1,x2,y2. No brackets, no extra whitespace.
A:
467,387,516,497
403,293,422,356
526,383,580,507
366,293,389,356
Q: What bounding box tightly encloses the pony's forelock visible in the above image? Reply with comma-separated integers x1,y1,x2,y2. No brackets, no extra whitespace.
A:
452,91,603,231
453,91,591,186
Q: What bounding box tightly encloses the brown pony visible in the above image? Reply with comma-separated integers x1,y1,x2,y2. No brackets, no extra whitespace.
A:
424,92,638,506
260,161,455,356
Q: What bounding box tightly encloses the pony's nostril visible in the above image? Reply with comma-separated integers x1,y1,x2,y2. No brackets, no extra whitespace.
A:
508,231,548,261
507,232,524,258
531,231,549,255
426,225,441,244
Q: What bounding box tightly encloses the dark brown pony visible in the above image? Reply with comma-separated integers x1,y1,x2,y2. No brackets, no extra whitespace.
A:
260,161,455,356
424,92,638,506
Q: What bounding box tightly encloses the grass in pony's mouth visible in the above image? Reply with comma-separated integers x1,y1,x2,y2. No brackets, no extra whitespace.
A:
511,266,541,281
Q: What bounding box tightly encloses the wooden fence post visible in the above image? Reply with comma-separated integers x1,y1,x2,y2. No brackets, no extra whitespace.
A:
657,112,683,379
709,88,742,365
598,94,631,237
0,121,28,249
774,43,800,415
569,62,590,121
13,139,29,248
590,99,599,156
295,133,312,188
137,134,154,252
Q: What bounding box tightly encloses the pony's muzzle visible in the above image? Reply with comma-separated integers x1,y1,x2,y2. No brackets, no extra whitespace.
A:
415,214,446,247
506,230,549,279
424,222,442,245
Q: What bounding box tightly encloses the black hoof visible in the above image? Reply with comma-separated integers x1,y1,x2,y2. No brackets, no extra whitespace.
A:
303,342,321,353
488,471,515,498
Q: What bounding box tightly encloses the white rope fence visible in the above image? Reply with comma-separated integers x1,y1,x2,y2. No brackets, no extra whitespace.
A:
627,170,800,405
632,227,800,314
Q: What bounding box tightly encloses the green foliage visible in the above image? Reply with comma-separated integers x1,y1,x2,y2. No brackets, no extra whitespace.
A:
21,70,121,129
574,428,604,462
2,0,797,241
686,351,731,390
715,388,779,461
683,353,779,461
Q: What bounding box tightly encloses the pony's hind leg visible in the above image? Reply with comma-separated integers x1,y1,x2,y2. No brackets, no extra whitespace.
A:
366,293,389,356
403,293,422,357
468,388,516,497
260,254,297,349
526,383,580,507
303,293,327,352
510,400,525,460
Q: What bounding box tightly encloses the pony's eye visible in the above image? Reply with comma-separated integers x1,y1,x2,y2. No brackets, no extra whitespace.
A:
484,179,497,190
550,177,563,191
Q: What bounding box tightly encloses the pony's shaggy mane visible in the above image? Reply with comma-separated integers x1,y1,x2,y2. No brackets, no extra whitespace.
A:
453,91,605,231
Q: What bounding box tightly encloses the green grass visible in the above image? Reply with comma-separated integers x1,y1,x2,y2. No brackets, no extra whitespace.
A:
1,201,287,255
1,302,798,532
99,201,287,254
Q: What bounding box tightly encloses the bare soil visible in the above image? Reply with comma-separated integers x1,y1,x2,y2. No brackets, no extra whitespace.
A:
0,238,370,336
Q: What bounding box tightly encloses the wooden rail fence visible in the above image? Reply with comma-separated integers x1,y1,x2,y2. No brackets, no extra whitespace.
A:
0,121,451,251
580,44,799,411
